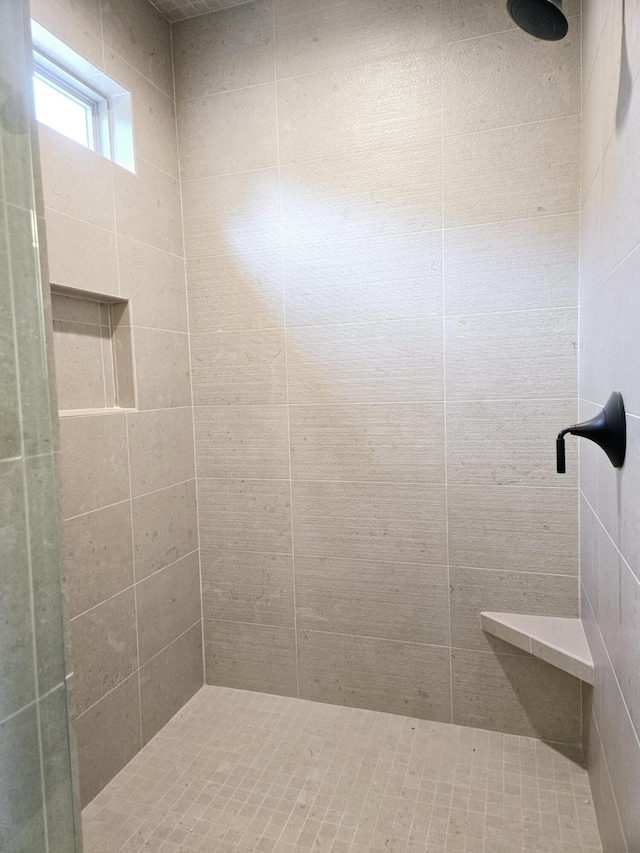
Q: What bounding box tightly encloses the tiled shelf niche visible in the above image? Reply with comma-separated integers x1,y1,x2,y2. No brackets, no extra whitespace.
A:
51,286,136,416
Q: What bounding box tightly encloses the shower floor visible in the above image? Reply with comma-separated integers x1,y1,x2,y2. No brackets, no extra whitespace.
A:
82,686,602,853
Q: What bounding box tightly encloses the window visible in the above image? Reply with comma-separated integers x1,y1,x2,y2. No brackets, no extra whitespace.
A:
31,21,135,172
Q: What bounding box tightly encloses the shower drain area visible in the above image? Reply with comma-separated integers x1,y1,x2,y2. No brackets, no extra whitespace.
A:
51,286,135,415
82,686,602,853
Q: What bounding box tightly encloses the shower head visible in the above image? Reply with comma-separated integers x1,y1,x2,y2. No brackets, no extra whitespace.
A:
506,0,568,40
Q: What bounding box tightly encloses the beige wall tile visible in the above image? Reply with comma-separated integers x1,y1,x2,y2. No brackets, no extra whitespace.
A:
443,25,580,136
450,566,578,652
177,84,278,181
50,0,101,36
117,237,188,332
68,588,138,715
64,501,134,618
444,215,579,315
445,308,577,401
579,169,602,300
448,485,578,574
139,623,203,744
446,399,579,487
198,478,292,554
133,328,191,411
45,210,118,296
182,168,281,259
286,318,444,404
451,648,581,743
443,116,580,227
204,620,297,696
278,51,441,165
274,0,442,78
101,0,173,96
194,404,290,479
297,630,451,720
31,0,103,66
201,550,294,627
172,0,275,101
295,556,449,645
190,328,287,406
114,158,183,256
283,231,442,327
280,141,443,245
39,127,115,230
289,403,445,483
52,320,109,410
136,551,202,664
127,408,196,497
292,480,447,564
75,674,141,806
584,712,629,853
132,479,198,581
186,250,284,333
443,2,579,44
58,413,129,518
105,51,179,178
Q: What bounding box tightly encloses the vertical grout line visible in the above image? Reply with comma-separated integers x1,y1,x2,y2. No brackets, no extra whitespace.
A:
440,0,453,726
272,0,300,698
125,416,143,748
170,21,206,686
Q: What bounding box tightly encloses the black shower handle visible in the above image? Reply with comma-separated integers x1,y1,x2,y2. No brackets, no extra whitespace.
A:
556,392,626,474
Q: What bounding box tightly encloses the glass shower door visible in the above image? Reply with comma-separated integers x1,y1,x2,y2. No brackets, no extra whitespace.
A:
0,1,80,850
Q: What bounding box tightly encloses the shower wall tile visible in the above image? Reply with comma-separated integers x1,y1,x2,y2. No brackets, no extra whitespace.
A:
280,141,443,245
292,480,447,565
194,404,290,479
579,170,602,300
442,0,581,45
58,414,129,519
450,567,579,653
136,551,201,664
443,25,580,136
63,502,135,617
274,0,442,78
198,478,292,554
113,158,183,256
201,550,295,627
446,399,579,487
297,631,451,721
105,51,179,179
39,128,115,230
75,674,141,806
186,250,284,333
451,648,582,744
289,402,445,483
443,116,581,227
172,0,274,101
283,231,443,326
445,308,578,401
277,51,441,165
30,0,103,66
139,623,203,743
68,588,138,715
444,214,579,315
204,621,298,697
447,485,578,575
127,408,196,497
132,480,198,581
45,210,119,296
177,84,278,180
101,0,174,96
190,329,287,405
182,168,281,258
295,556,449,645
286,318,444,404
39,686,78,852
133,328,191,411
117,237,189,332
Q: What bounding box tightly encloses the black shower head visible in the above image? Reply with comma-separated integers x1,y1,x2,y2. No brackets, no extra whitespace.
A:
506,0,568,40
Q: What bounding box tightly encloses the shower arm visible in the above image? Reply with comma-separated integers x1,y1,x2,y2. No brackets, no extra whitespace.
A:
556,392,626,474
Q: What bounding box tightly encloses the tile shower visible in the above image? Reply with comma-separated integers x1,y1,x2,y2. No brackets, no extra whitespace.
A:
1,0,638,851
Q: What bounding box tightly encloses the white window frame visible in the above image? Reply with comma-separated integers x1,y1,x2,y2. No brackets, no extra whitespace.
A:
31,20,135,173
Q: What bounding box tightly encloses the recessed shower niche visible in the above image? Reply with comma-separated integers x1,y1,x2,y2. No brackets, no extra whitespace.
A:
51,287,135,415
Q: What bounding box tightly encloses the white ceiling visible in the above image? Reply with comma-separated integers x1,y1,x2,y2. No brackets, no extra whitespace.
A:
149,0,254,22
